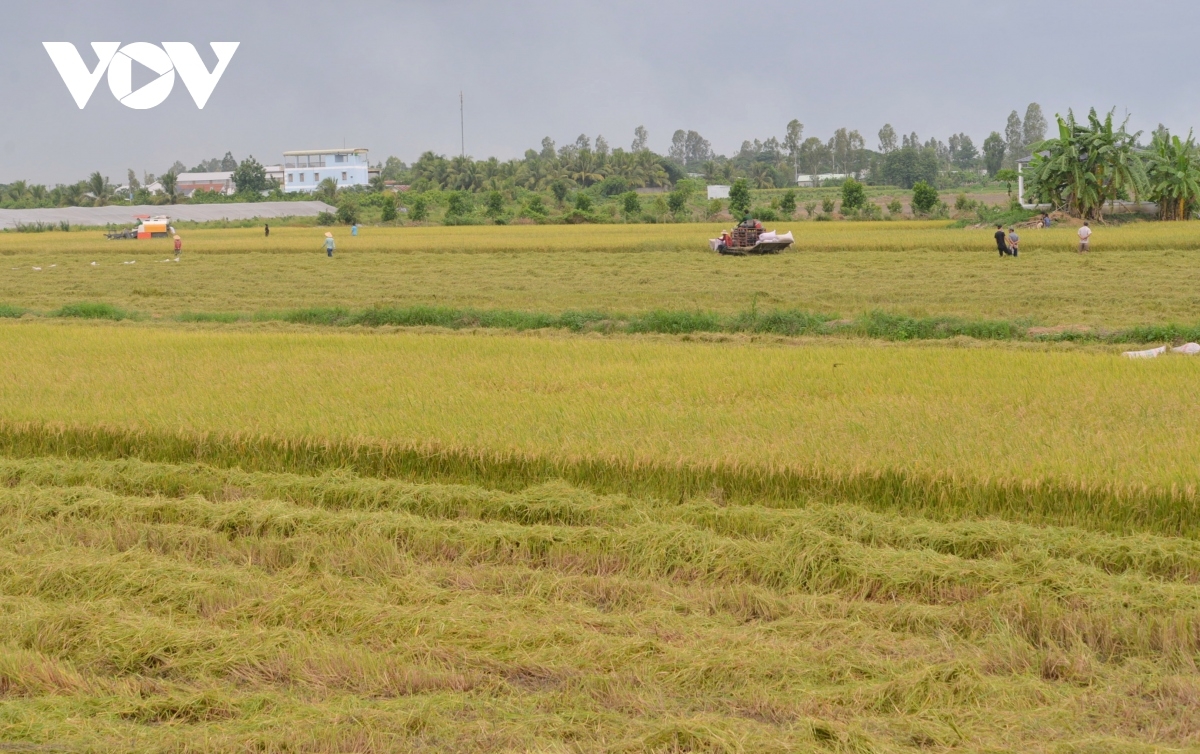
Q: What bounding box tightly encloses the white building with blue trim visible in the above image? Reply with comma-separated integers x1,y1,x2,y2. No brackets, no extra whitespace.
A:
283,148,373,192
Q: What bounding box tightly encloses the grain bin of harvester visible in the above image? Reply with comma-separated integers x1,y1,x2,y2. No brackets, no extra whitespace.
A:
106,215,173,240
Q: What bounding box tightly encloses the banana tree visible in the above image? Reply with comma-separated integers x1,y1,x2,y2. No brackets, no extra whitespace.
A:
1145,130,1200,220
1027,108,1146,220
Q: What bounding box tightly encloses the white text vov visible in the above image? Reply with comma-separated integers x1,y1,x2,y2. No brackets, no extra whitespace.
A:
43,42,239,110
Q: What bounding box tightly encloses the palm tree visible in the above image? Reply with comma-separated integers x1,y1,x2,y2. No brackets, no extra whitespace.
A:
86,172,113,207
1146,130,1200,221
749,161,775,189
6,180,29,203
568,150,604,187
315,177,339,204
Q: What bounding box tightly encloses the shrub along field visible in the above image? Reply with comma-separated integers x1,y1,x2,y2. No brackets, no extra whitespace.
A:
3,223,1200,328
2,222,1199,751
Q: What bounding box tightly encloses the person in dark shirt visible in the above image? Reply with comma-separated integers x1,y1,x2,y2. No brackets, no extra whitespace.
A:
264,223,270,237
994,224,1009,256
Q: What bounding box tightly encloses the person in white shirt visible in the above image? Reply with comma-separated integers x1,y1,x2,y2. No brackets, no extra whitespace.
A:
1077,222,1092,253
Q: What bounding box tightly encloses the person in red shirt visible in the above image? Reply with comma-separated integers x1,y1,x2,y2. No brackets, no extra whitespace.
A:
173,234,182,260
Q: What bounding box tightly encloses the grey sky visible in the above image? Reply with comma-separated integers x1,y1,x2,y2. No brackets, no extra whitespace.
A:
2,0,1196,184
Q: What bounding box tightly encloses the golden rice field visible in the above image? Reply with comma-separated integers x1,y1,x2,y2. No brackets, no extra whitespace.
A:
2,322,1200,529
3,222,1200,752
3,455,1199,752
2,223,1200,326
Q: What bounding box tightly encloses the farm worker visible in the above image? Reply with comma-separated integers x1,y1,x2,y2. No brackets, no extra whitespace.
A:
264,223,270,237
1077,222,1091,253
1042,213,1052,228
993,224,1008,257
173,234,182,259
324,231,335,257
738,212,755,228
351,222,358,237
1007,227,1019,257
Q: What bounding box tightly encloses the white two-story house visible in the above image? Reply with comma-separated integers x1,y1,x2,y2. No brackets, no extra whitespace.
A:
283,148,372,192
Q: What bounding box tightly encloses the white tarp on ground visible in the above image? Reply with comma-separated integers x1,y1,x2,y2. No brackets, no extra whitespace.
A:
0,201,337,230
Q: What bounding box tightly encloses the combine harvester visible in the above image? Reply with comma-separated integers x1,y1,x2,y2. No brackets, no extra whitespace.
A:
709,224,794,255
106,215,174,240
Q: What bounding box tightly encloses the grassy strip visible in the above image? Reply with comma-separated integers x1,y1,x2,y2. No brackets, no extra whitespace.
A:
1,421,1198,537
50,302,139,321
9,302,1200,343
183,305,1026,340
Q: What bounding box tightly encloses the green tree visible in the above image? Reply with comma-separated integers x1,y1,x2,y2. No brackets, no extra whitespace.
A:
1004,110,1024,167
159,171,178,204
408,194,429,222
1145,130,1200,220
1023,103,1048,148
86,172,113,207
550,180,569,205
336,196,359,225
525,195,548,217
983,132,1006,177
232,156,270,196
881,146,938,188
621,191,641,217
380,156,407,181
572,192,593,212
728,178,751,217
804,200,818,218
369,174,386,193
484,190,505,218
380,193,398,222
1027,108,1147,220
840,178,866,211
315,178,339,204
887,198,904,216
911,181,939,215
219,151,237,171
778,189,797,217
995,169,1019,197
821,197,836,214
667,188,688,218
446,191,473,218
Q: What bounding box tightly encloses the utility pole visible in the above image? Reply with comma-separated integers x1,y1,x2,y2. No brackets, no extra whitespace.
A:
460,91,465,159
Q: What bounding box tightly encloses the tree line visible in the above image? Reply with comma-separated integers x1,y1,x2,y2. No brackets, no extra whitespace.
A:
4,105,1200,221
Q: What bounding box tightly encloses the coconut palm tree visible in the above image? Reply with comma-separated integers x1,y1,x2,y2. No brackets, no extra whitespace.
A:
1146,130,1200,221
568,149,604,187
86,172,114,207
748,161,775,189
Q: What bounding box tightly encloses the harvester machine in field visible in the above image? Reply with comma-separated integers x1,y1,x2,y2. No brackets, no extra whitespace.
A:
106,215,173,240
709,226,795,255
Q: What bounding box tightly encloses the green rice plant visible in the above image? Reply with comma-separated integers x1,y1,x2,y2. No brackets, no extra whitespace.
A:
50,302,137,320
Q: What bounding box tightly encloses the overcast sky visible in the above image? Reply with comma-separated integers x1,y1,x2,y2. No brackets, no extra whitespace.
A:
2,0,1197,184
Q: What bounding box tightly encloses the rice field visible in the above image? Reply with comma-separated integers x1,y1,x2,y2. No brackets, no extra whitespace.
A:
2,322,1200,532
2,223,1200,327
3,222,1200,752
3,455,1198,752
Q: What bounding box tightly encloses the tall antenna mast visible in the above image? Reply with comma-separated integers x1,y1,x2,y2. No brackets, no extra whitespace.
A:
460,91,465,159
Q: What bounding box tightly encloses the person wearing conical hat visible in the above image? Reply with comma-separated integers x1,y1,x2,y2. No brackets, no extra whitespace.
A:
324,231,335,257
173,234,182,260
